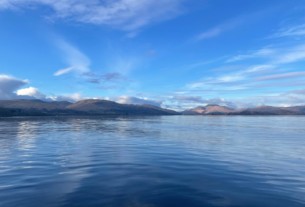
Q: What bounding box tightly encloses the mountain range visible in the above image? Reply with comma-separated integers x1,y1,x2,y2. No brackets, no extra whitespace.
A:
0,99,178,116
0,99,305,117
182,104,305,115
182,104,235,115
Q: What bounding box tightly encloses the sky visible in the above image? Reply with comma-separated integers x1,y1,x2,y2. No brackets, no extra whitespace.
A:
1,0,305,110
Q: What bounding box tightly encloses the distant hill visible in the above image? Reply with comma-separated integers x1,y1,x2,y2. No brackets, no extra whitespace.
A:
0,99,71,110
66,99,178,115
183,104,305,115
1,100,305,117
182,104,234,115
0,99,179,117
233,106,305,115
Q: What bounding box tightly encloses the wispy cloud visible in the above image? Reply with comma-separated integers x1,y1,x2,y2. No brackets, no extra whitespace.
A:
186,66,305,94
54,39,90,76
0,0,185,32
226,48,275,63
257,71,305,81
196,28,223,40
107,55,138,75
226,42,305,67
272,23,305,38
194,8,273,41
183,43,305,95
52,37,133,91
273,44,305,64
185,63,275,91
179,40,305,108
195,17,242,41
242,89,305,107
54,67,76,76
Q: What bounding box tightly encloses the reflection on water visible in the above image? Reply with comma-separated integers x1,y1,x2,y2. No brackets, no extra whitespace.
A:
16,121,39,152
0,116,305,207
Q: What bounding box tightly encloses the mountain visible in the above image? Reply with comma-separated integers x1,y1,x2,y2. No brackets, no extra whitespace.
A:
0,99,178,117
234,106,305,115
0,99,72,116
66,99,178,115
182,104,234,115
286,106,305,114
0,99,71,110
1,100,305,117
183,104,305,115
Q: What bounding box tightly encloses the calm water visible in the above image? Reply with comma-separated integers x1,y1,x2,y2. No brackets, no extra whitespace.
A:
0,116,305,207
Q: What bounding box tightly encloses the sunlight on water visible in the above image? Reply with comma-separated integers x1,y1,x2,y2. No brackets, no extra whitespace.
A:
0,116,305,207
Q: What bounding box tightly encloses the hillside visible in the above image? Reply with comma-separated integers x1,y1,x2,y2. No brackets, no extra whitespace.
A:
182,104,234,115
0,99,178,117
183,105,305,115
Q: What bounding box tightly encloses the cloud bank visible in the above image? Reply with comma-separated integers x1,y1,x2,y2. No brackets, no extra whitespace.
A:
0,74,83,102
0,74,28,99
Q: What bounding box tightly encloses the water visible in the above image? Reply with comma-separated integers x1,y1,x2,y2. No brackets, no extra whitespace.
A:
0,116,305,207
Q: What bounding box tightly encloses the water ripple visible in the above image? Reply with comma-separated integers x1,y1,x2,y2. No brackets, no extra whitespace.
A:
0,116,305,207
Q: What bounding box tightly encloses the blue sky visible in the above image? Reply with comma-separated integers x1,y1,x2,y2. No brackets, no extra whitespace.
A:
1,0,305,110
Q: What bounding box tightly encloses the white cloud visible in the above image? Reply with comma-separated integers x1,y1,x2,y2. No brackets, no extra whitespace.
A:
0,0,184,31
49,93,84,102
0,74,87,101
0,74,57,101
168,95,237,110
115,96,161,107
242,89,305,107
16,87,46,99
0,74,28,99
167,88,305,110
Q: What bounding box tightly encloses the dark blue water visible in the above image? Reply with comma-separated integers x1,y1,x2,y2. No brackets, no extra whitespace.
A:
0,116,305,207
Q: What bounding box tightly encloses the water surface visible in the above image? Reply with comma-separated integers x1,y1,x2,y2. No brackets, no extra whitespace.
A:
0,116,305,207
